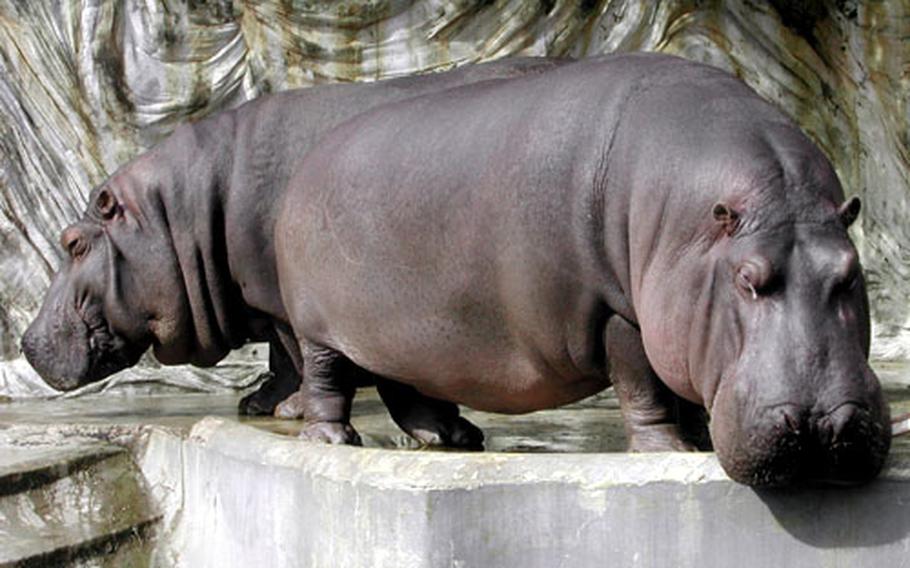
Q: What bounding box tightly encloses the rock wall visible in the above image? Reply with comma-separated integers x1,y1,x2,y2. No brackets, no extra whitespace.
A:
2,0,908,396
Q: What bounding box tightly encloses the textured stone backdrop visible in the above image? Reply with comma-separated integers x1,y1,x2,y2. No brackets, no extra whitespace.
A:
2,0,908,396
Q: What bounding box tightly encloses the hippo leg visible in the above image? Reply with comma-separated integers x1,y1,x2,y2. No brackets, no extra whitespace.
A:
239,326,304,417
238,370,297,415
238,343,300,416
296,340,362,445
376,379,485,450
273,389,306,419
605,317,698,452
677,398,712,451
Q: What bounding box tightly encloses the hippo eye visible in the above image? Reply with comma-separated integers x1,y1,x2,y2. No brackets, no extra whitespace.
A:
68,238,88,259
836,268,861,295
60,227,89,259
737,269,758,299
833,252,861,295
735,259,772,300
847,275,859,293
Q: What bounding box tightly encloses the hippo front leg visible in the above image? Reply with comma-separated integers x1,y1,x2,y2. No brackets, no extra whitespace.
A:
376,379,485,450
677,397,712,451
238,325,304,417
606,317,704,452
296,340,362,445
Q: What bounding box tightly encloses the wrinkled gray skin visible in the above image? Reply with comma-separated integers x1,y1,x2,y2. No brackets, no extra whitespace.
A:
276,53,890,486
21,57,567,448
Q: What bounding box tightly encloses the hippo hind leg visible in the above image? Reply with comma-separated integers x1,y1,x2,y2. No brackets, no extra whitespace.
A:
605,316,701,452
376,378,484,450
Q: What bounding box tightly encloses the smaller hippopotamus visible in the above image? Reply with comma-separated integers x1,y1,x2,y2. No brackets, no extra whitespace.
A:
20,57,566,448
273,52,889,486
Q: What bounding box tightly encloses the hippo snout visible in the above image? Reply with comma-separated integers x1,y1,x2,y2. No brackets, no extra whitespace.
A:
722,402,890,487
21,322,87,391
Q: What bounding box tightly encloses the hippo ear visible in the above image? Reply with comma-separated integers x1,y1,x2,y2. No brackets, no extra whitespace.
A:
712,202,740,235
838,196,861,228
95,188,121,220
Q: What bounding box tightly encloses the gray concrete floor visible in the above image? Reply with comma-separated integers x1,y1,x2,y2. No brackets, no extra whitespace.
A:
0,387,629,452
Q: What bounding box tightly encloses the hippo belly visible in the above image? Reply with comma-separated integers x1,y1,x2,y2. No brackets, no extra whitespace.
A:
335,333,610,415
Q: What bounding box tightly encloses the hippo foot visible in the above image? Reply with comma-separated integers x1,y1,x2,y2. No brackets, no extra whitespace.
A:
627,425,698,452
274,391,306,419
300,421,362,446
407,416,485,450
238,372,284,416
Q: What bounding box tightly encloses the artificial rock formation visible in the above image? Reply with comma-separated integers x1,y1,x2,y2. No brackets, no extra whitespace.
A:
1,0,907,395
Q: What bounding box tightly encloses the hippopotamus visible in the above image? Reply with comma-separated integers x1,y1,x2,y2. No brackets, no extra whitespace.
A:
20,57,565,446
274,52,890,486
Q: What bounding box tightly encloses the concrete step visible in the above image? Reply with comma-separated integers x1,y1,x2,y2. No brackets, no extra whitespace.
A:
0,442,159,567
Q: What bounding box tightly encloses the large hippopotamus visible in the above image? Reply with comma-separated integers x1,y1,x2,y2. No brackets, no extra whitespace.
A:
274,52,889,486
20,57,564,446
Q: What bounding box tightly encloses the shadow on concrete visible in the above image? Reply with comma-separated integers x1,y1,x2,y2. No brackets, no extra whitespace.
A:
755,475,910,548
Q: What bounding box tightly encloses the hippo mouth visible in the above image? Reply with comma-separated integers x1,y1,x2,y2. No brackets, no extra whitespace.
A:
74,301,149,387
82,316,143,385
713,402,891,487
22,305,146,391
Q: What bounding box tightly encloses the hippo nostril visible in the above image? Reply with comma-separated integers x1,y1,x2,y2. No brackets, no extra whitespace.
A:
733,408,808,487
782,409,801,434
822,402,868,445
811,402,889,486
774,405,806,437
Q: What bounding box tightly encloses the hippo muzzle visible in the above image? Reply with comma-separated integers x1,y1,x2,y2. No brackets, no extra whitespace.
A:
21,292,94,391
21,276,143,391
709,354,891,487
21,221,148,391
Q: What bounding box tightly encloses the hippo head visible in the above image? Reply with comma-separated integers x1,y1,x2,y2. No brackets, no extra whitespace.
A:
21,188,152,390
623,81,894,487
21,164,199,391
703,196,890,486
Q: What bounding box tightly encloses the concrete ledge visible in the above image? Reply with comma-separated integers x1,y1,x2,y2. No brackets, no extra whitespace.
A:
158,417,910,568
5,390,910,567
